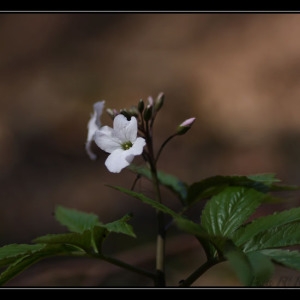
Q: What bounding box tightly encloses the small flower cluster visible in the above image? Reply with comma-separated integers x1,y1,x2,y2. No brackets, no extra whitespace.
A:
86,93,195,173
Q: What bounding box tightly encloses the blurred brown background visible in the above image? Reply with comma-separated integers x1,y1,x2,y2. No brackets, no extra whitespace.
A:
1,12,300,287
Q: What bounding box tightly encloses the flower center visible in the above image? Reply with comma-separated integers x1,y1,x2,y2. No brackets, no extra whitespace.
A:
121,141,133,150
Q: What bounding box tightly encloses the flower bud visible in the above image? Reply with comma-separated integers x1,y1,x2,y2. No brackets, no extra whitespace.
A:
176,117,196,135
147,96,154,106
129,106,139,117
106,108,117,119
143,104,152,121
154,92,164,112
138,99,144,113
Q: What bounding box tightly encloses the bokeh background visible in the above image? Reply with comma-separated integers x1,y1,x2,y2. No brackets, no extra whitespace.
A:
1,12,300,287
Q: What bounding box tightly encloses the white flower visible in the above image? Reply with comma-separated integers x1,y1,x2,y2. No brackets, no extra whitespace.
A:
94,114,146,173
86,101,105,160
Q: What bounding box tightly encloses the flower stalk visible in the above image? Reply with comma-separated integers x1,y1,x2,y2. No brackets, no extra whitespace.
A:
86,93,195,287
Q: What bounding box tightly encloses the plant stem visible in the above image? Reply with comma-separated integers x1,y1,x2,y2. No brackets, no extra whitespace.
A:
92,253,157,280
178,257,224,287
144,115,166,286
155,133,178,164
151,168,166,286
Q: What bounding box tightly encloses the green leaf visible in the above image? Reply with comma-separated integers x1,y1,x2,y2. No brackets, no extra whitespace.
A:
0,244,73,286
223,241,253,286
186,174,274,206
224,242,274,286
201,187,266,237
107,185,181,219
0,254,44,286
242,222,300,252
233,207,300,246
32,228,105,253
103,214,136,238
175,217,213,241
0,244,45,268
55,205,100,233
246,173,281,186
260,249,300,271
0,244,45,259
246,251,274,286
128,165,188,202
174,217,227,255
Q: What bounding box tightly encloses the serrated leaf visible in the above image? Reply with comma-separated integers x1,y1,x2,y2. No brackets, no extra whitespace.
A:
107,185,181,219
0,244,45,268
260,249,300,270
233,207,300,246
223,241,253,286
0,244,45,259
175,217,212,240
128,165,188,202
242,222,300,252
33,227,107,253
55,205,100,233
103,214,136,238
0,254,43,286
246,251,274,286
224,242,274,286
174,217,226,255
0,244,73,286
246,173,280,186
186,175,274,206
201,187,266,237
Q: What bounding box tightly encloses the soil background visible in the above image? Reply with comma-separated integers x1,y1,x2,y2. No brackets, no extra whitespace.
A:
1,12,300,287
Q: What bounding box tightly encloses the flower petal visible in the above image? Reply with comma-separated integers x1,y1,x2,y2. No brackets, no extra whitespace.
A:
85,140,97,160
128,137,146,155
86,100,105,160
93,101,105,127
104,137,146,173
94,126,121,153
114,115,138,143
105,149,131,173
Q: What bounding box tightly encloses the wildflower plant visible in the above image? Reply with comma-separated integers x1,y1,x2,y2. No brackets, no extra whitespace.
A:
1,92,300,287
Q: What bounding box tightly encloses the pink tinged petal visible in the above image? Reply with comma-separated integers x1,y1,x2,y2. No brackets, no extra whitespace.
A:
180,117,196,127
147,96,154,106
105,149,131,173
94,126,121,153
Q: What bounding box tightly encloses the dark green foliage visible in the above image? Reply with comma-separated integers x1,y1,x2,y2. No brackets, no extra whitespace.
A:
1,171,300,286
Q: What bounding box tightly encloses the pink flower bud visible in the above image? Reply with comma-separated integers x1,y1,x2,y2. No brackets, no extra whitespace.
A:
179,117,196,127
177,117,196,135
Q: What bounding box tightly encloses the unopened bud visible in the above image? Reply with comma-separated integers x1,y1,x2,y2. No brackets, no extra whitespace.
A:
147,96,154,106
176,117,196,135
138,99,144,113
129,106,139,117
143,104,153,121
154,92,164,112
106,108,117,119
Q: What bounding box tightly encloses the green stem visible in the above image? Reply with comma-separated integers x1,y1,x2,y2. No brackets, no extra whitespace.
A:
151,168,166,287
91,253,157,280
178,257,224,287
155,133,178,164
143,114,166,286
